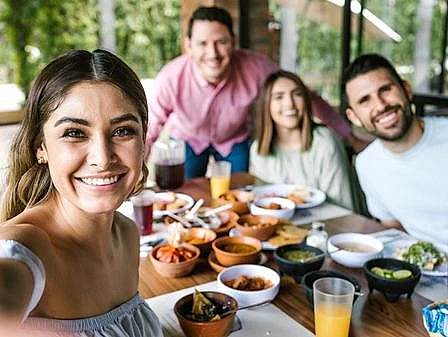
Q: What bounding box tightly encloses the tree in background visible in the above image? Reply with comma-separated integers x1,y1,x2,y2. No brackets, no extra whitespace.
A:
270,0,447,103
115,0,181,79
1,0,99,95
0,0,180,96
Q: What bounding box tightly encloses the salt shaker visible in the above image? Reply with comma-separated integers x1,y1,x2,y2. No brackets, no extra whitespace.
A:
306,221,328,252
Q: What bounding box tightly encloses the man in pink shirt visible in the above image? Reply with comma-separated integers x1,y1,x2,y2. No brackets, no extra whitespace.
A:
146,6,367,179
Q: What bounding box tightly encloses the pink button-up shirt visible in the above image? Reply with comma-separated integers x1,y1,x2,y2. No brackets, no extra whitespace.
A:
147,49,278,156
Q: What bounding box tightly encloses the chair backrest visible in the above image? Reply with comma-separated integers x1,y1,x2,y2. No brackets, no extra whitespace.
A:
413,92,448,117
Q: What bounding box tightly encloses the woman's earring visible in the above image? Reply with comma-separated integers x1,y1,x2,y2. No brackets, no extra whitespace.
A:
37,157,47,165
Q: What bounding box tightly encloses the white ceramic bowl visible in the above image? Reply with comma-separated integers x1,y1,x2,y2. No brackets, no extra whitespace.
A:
327,232,384,268
217,264,280,307
250,197,295,220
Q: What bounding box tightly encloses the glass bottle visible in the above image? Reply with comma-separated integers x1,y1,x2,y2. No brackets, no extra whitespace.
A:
306,222,328,252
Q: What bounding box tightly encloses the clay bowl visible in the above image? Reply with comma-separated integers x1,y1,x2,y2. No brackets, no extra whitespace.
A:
216,190,255,215
174,291,237,337
150,243,200,278
184,227,217,256
197,208,239,237
212,236,262,267
212,210,239,237
236,214,278,241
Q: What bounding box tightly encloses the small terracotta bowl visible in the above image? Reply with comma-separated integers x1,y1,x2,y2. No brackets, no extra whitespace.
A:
213,211,239,237
216,190,255,215
174,291,238,337
196,208,239,237
184,227,217,256
236,214,278,241
212,236,262,267
150,243,200,278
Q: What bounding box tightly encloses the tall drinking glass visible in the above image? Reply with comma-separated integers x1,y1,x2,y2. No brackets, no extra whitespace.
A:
130,189,155,235
153,139,185,190
210,161,231,199
313,277,354,337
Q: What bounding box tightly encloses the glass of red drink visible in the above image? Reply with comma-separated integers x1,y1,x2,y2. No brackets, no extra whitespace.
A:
130,189,155,235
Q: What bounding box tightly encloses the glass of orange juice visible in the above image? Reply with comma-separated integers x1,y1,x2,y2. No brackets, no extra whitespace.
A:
210,161,231,199
313,277,354,337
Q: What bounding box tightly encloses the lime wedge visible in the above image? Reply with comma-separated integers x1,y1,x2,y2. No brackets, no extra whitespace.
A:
392,269,412,280
371,267,384,277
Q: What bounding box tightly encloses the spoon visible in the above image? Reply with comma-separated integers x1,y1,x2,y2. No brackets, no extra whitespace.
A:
199,203,233,217
185,199,204,221
166,211,192,228
221,299,272,317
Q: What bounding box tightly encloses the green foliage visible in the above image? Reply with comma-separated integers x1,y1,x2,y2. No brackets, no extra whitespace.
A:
0,0,446,101
1,0,99,95
115,0,181,78
0,0,181,96
270,0,445,103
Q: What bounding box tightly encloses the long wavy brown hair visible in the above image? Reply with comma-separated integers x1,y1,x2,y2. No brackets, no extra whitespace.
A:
255,70,314,156
0,49,149,221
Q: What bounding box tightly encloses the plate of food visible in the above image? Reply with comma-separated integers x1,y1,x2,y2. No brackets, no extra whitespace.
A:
385,237,447,277
153,192,194,219
251,184,326,209
229,220,309,250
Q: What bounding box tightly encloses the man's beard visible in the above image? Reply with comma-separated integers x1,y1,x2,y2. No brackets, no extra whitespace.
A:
368,103,413,141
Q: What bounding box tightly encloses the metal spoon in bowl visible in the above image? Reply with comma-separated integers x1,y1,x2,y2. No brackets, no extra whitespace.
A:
220,299,272,318
185,199,204,221
165,211,192,228
198,203,233,217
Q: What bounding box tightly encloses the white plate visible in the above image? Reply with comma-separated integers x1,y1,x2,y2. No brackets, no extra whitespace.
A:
251,184,326,209
381,234,448,277
153,192,194,218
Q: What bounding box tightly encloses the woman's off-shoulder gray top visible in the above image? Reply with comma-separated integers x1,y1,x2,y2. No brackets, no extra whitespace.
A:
0,240,163,337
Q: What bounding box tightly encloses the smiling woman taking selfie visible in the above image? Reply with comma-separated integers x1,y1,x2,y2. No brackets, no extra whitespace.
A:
0,50,162,336
250,70,354,210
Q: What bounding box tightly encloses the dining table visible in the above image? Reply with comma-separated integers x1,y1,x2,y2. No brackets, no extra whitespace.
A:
137,172,432,337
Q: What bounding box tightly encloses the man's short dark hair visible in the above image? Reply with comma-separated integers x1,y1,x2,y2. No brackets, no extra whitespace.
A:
187,6,234,38
342,53,405,103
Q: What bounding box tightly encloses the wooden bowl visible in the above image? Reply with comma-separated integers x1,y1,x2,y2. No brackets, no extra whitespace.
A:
208,251,268,273
150,243,200,278
212,236,262,267
174,291,237,337
195,208,239,237
216,190,255,215
213,210,239,237
236,214,278,241
184,227,217,256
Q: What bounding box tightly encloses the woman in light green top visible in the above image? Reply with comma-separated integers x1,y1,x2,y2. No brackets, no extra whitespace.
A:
250,70,354,210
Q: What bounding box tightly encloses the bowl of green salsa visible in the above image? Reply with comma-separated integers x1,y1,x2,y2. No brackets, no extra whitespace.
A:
273,243,324,282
